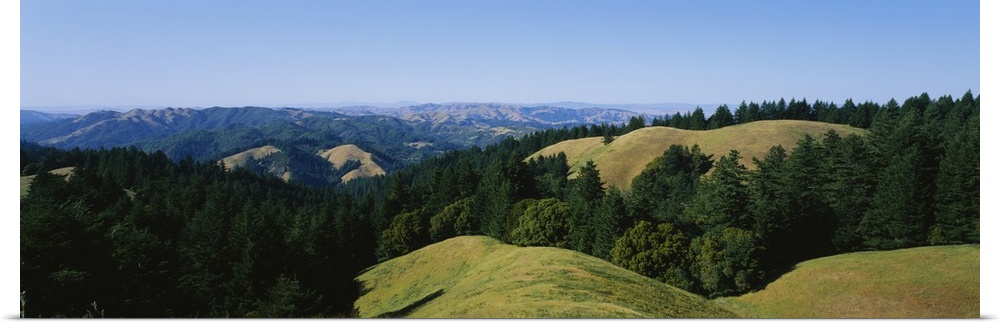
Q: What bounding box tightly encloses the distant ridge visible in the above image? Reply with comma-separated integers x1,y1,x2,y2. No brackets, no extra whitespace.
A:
330,102,649,127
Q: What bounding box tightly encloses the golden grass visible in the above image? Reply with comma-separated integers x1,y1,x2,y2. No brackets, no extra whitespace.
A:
316,144,386,183
20,167,75,197
716,245,979,318
220,145,281,170
528,120,865,190
355,236,737,318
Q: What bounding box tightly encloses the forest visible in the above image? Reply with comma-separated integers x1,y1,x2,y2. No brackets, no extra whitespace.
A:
20,91,979,317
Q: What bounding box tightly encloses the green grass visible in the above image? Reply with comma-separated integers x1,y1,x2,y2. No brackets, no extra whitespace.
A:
715,245,980,318
528,120,865,190
355,236,737,318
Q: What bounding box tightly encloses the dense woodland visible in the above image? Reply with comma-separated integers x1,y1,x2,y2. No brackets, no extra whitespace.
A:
20,92,978,317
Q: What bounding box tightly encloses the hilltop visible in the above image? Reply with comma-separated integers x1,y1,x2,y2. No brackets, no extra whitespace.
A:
354,236,737,318
716,245,979,318
317,144,386,182
220,145,290,181
528,120,865,189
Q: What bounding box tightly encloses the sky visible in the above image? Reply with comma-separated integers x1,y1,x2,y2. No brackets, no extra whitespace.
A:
19,0,980,109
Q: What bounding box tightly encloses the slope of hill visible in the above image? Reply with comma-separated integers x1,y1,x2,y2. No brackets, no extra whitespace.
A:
20,167,75,197
354,236,737,318
528,120,865,189
716,245,979,318
220,145,282,170
220,145,290,181
20,110,78,127
317,144,386,182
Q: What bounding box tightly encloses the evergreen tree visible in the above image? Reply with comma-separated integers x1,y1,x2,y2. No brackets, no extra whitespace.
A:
684,150,750,230
591,187,629,261
690,107,707,130
931,103,979,244
567,160,605,253
708,105,735,129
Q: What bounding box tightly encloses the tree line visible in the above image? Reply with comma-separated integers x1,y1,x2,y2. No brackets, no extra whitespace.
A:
21,147,375,317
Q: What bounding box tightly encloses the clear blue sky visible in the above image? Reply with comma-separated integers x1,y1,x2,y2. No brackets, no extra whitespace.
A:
20,0,979,109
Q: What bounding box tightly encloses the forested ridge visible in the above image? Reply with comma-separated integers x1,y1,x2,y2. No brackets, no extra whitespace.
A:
20,91,978,317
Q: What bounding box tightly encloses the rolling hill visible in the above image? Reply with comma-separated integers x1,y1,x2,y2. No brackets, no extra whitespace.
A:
527,120,865,189
219,145,291,181
220,145,282,170
716,245,979,318
354,236,737,318
316,144,386,183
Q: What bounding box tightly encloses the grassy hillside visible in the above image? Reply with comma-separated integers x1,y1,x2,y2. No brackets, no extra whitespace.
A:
219,145,291,181
20,167,75,197
716,245,979,318
220,145,281,170
316,144,386,183
354,236,737,318
528,120,865,189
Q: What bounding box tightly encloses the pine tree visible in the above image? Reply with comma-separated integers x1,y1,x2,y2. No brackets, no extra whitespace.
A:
932,105,979,244
591,187,629,260
690,107,707,130
707,105,734,129
566,160,605,254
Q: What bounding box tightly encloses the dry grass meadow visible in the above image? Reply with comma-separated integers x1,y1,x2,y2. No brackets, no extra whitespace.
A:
316,144,386,182
528,120,865,189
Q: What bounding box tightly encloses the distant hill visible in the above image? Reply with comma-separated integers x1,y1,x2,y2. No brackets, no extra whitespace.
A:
355,236,737,318
528,120,865,190
716,245,979,318
220,145,290,181
20,107,337,149
20,110,78,127
219,144,388,184
317,144,386,183
332,103,647,128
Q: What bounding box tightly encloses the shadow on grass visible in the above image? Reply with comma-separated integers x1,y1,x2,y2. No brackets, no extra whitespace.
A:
375,289,446,318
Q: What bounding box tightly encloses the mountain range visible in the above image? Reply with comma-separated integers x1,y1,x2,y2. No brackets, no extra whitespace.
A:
20,104,646,185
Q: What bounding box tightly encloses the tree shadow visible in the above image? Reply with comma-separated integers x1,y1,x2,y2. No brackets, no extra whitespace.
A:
374,289,445,318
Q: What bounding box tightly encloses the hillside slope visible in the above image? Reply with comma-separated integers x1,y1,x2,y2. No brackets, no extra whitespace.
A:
716,245,979,318
20,167,75,197
220,145,282,170
528,120,864,189
219,145,291,181
354,236,737,318
316,144,386,182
